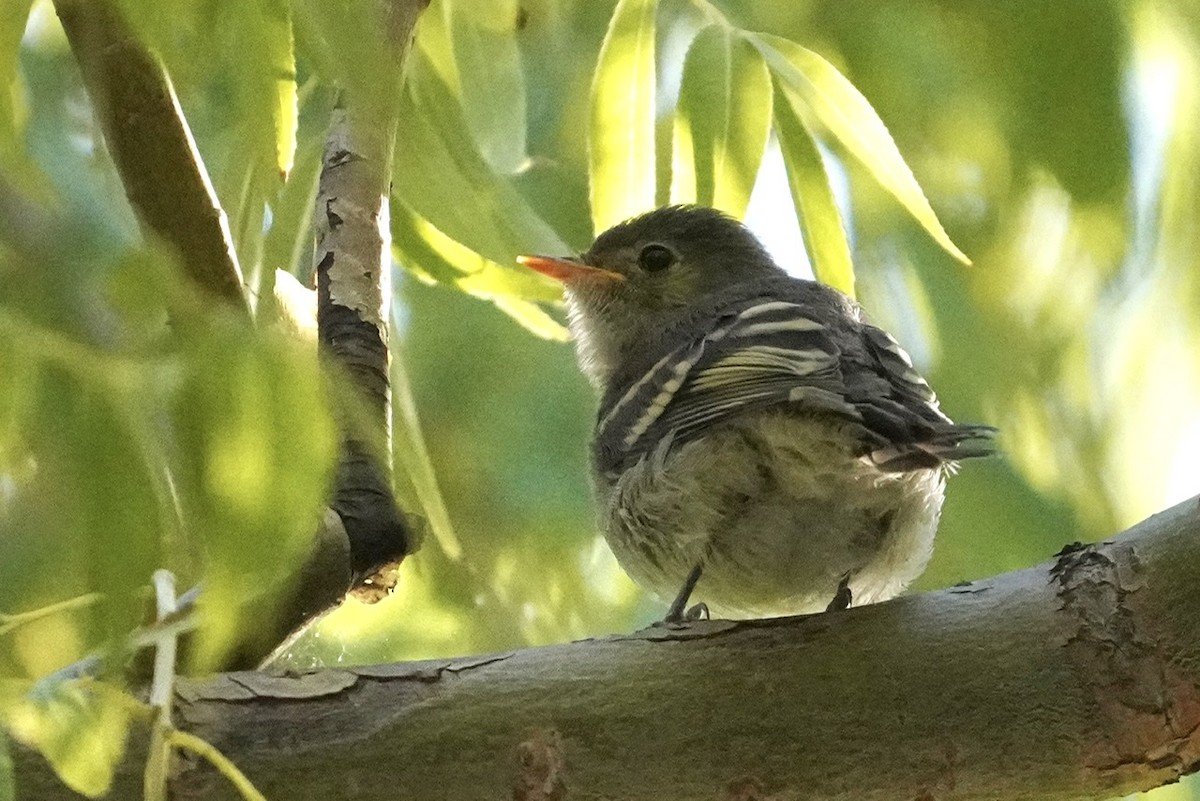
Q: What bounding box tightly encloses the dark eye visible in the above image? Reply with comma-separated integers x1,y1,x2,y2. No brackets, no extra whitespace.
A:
638,244,675,273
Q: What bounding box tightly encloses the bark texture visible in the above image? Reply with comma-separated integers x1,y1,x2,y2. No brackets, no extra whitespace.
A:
314,0,427,587
12,496,1200,801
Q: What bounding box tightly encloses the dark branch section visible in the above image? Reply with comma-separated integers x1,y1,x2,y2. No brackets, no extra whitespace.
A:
317,287,409,580
54,0,248,313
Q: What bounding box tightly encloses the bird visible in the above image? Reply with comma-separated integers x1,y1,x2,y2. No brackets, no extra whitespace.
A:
518,205,996,621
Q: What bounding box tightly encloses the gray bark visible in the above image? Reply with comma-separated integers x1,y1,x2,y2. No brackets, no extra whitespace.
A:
12,495,1200,800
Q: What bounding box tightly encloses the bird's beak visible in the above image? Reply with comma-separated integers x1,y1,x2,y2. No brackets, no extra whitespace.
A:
517,255,625,284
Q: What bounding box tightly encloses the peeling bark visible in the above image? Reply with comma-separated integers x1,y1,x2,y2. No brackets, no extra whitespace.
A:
313,1,427,588
13,496,1200,801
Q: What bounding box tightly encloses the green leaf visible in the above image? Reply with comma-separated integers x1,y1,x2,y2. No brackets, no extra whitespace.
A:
750,32,970,265
261,83,328,306
392,52,569,266
772,84,856,298
443,0,527,174
4,678,135,798
589,0,658,232
171,324,338,670
392,201,568,341
267,2,298,180
0,0,33,166
391,351,461,561
670,25,771,218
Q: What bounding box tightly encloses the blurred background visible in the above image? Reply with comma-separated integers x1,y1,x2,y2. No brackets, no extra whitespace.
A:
2,0,1199,797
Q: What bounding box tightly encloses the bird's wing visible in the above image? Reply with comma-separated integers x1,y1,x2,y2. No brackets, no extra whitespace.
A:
594,296,995,475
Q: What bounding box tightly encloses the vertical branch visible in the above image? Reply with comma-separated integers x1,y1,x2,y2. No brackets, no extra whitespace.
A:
315,0,427,584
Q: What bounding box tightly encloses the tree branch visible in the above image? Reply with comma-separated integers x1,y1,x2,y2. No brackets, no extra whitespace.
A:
54,0,249,313
315,0,427,588
13,495,1200,800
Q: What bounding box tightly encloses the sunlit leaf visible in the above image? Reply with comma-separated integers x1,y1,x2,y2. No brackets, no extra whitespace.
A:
671,25,771,218
392,53,569,267
589,0,658,232
751,32,970,265
261,86,328,281
772,84,855,298
4,678,136,798
171,323,338,670
393,203,568,340
393,202,562,302
442,0,527,174
267,2,298,179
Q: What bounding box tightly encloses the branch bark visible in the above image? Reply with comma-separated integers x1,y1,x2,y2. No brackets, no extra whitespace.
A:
315,0,427,588
54,0,249,314
13,495,1200,800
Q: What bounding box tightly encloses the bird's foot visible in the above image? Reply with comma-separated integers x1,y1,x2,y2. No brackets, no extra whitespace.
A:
825,574,853,613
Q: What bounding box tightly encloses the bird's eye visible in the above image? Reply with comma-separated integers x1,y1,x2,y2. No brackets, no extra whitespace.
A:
638,244,675,273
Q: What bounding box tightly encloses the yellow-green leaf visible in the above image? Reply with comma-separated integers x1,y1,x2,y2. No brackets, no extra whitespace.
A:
589,0,658,232
772,84,856,298
4,679,134,798
268,4,298,179
392,202,568,340
671,25,772,218
443,0,527,173
393,50,570,266
751,32,970,265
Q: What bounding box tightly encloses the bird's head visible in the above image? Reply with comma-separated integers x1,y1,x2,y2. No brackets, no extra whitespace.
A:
519,205,783,388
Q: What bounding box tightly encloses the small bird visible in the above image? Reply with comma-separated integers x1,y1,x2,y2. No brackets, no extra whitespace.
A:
519,205,995,621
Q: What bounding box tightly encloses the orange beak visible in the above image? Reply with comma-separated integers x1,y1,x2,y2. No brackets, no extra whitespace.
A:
517,255,625,284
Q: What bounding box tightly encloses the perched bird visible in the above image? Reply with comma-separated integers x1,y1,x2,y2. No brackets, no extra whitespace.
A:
519,205,995,621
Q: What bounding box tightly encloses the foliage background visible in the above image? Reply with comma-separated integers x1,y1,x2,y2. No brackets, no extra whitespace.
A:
1,0,1199,798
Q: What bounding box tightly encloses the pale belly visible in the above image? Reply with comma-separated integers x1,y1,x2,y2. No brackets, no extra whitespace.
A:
597,411,947,617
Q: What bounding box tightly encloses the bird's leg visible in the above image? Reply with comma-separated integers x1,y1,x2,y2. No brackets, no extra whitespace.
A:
664,564,704,623
826,573,853,613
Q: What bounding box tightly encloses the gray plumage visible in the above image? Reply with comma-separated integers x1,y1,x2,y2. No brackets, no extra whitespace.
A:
525,205,995,618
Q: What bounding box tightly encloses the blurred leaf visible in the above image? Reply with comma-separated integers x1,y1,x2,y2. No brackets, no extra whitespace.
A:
442,0,527,174
392,53,569,265
171,324,337,670
488,296,571,342
391,350,461,561
0,726,12,801
670,24,771,218
292,0,401,112
261,88,327,282
14,363,166,641
0,0,33,164
267,2,298,179
3,678,136,798
772,83,855,297
589,0,658,232
751,32,970,266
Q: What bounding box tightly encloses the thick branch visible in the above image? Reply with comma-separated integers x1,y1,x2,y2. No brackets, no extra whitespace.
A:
54,0,248,313
14,496,1200,800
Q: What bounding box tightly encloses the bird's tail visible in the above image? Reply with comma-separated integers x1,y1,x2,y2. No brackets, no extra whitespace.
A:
869,424,998,472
